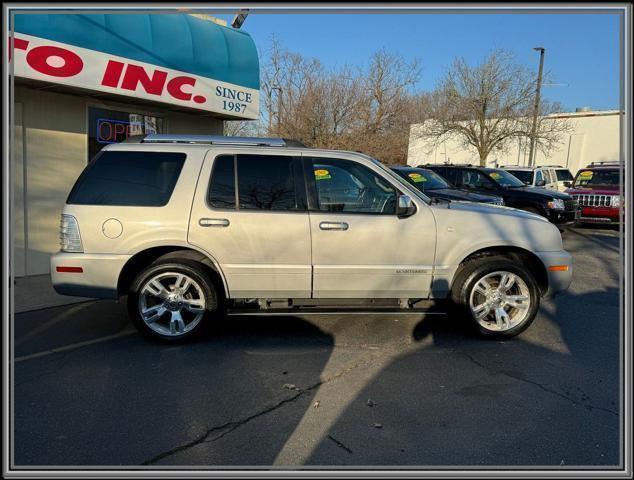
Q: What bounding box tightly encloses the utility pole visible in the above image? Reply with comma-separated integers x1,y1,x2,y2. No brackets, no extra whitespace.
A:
528,47,545,167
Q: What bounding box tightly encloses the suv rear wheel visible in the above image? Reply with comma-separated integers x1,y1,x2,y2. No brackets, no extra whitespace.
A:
127,260,219,342
451,256,540,338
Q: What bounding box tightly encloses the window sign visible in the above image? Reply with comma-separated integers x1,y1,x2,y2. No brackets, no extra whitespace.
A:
88,107,164,161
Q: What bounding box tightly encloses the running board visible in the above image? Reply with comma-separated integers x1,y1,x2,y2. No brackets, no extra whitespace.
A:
226,307,446,316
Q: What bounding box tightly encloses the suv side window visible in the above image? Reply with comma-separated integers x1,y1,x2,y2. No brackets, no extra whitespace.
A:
208,154,304,211
309,158,397,214
237,155,299,211
457,169,496,190
208,155,236,209
535,170,544,185
434,167,456,185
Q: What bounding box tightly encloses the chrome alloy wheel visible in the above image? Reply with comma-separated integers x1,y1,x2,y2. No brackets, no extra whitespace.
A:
468,271,531,332
138,272,206,337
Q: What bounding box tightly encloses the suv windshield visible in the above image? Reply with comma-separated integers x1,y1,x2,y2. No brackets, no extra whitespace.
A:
505,170,533,185
393,168,449,191
574,169,620,187
486,169,526,187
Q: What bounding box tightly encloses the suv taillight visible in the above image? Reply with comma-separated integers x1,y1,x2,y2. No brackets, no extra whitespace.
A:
60,215,83,253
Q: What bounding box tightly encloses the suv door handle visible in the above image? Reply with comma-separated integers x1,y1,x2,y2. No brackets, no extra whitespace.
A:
199,218,230,227
319,221,349,231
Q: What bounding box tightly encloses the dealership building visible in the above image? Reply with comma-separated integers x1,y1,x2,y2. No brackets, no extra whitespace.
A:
407,109,622,174
11,13,260,277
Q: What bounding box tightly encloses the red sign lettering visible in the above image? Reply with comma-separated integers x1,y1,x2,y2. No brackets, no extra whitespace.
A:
26,45,83,77
166,76,196,101
101,60,124,87
120,64,167,96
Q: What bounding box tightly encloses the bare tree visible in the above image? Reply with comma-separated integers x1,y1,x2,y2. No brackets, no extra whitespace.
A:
257,39,424,163
415,49,572,166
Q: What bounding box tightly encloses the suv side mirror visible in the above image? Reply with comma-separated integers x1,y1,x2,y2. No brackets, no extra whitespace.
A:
563,181,572,188
397,195,416,218
536,179,546,187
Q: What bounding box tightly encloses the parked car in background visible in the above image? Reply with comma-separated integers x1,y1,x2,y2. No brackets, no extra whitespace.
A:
422,164,580,227
391,166,504,205
565,161,622,224
553,167,575,192
51,135,573,342
500,165,561,191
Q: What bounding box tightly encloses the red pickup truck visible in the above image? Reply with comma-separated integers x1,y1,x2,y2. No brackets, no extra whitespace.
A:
565,162,622,224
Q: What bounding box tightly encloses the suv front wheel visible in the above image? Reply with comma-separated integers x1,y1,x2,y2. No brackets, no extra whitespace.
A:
451,256,540,338
127,260,219,342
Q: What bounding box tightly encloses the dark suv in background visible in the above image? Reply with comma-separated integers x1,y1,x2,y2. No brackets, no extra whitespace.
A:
422,164,580,227
391,166,504,205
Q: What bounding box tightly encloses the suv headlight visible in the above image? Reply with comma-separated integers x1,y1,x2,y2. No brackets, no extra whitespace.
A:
612,195,620,208
547,198,566,210
60,214,83,253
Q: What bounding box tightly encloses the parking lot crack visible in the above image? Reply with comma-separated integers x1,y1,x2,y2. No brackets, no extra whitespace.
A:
460,352,618,417
141,387,319,465
327,434,353,454
141,351,383,465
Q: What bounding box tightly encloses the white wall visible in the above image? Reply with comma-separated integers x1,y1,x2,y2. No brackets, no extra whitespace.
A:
407,111,622,175
13,85,223,276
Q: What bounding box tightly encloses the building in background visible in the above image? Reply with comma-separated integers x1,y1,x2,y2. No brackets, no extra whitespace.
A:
11,13,260,277
407,109,621,174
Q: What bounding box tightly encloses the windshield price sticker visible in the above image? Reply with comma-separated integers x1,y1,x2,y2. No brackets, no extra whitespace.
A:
408,173,427,183
578,171,593,179
314,169,331,180
489,172,502,180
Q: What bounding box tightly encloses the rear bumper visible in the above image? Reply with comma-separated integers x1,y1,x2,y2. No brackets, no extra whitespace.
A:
534,250,573,298
50,252,132,299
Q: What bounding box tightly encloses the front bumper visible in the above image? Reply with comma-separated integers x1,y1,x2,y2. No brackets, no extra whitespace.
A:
50,252,132,299
534,250,573,298
546,208,580,226
579,206,621,223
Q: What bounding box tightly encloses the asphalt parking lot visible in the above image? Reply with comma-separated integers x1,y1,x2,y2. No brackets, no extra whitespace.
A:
12,225,622,468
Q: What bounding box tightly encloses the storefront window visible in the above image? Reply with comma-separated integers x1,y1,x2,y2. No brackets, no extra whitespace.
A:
87,107,164,162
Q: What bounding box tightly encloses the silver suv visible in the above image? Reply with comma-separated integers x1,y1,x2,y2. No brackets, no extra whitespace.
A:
52,135,572,341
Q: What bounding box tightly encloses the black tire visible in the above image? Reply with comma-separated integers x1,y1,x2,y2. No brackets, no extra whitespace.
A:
450,256,540,339
127,260,220,342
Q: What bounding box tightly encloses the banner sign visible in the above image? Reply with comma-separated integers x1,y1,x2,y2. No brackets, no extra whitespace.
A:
10,33,259,119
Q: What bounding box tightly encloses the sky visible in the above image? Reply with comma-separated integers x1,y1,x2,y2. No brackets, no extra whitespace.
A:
214,11,621,112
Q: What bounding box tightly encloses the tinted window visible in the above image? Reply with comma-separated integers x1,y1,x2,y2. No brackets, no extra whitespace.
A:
556,169,573,181
430,167,457,185
208,155,236,209
67,151,185,206
237,155,298,210
456,169,497,190
312,158,397,214
506,170,533,185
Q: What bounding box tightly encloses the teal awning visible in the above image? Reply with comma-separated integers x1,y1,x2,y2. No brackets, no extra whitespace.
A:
13,13,260,90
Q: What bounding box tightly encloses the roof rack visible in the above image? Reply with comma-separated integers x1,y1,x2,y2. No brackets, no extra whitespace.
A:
130,134,306,148
588,161,620,166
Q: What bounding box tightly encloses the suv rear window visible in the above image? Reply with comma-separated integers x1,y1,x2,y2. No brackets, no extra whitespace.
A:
67,151,185,206
556,169,574,181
